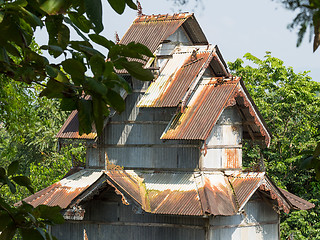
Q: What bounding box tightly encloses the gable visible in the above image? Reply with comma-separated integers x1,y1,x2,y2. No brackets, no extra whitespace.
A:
120,13,208,54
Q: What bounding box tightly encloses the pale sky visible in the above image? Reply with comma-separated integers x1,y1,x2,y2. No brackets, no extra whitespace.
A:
35,0,320,81
100,0,320,81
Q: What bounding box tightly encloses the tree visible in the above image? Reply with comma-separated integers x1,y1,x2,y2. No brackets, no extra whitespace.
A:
229,52,320,239
0,0,154,137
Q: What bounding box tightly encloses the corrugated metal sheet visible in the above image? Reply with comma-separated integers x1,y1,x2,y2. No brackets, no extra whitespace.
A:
229,172,264,209
23,170,314,216
120,13,208,54
56,110,97,140
137,46,214,108
279,188,315,210
22,170,104,208
106,170,312,216
161,78,239,140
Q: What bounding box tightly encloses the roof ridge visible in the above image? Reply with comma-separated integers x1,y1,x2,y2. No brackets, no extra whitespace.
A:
134,13,193,23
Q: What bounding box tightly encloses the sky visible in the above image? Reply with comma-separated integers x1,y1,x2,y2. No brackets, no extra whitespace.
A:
99,0,320,81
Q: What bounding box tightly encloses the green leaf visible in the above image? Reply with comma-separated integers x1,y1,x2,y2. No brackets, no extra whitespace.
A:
0,224,16,240
0,12,5,24
127,42,154,57
108,0,126,14
37,205,64,224
68,12,92,33
7,180,16,194
92,96,109,136
89,54,105,77
12,176,32,189
121,61,154,81
106,89,125,113
77,98,93,135
40,0,69,15
0,168,5,178
40,79,66,98
89,34,115,49
62,59,86,79
4,43,21,58
0,212,13,232
60,97,77,111
0,47,9,63
8,161,19,176
84,0,103,33
40,45,63,55
125,0,137,10
20,228,45,240
85,77,108,96
45,65,58,78
18,6,43,28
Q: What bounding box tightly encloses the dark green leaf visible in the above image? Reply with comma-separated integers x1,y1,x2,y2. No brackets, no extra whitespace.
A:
0,212,13,232
127,42,154,58
40,79,66,98
108,0,126,14
77,98,93,135
60,97,77,111
0,47,9,63
89,54,105,77
18,6,43,28
7,180,16,194
40,45,63,55
0,168,5,178
106,89,125,112
92,96,109,136
8,161,19,176
125,0,137,10
0,224,16,240
62,59,86,79
89,34,115,50
0,12,4,23
79,44,105,58
84,0,103,33
121,61,154,81
45,65,58,78
85,77,108,96
20,228,45,240
4,43,21,58
12,176,32,189
40,0,69,15
68,12,92,33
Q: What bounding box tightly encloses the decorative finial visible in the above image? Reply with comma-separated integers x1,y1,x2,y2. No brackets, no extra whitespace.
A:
115,31,120,44
136,0,143,16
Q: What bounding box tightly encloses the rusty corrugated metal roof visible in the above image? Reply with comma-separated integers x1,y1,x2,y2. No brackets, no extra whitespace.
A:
137,46,215,108
279,188,315,210
120,13,208,54
56,110,97,140
22,170,104,209
161,78,240,140
22,170,314,216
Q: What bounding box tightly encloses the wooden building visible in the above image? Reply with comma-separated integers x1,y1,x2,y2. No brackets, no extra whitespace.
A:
23,13,314,240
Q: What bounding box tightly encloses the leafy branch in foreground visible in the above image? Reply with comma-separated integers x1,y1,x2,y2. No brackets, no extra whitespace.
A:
0,0,154,137
0,161,64,240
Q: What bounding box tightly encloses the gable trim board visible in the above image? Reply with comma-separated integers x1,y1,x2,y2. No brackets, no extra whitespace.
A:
22,169,314,218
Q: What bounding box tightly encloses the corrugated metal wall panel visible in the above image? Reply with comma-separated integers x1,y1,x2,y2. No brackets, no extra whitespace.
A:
104,146,199,169
209,198,279,240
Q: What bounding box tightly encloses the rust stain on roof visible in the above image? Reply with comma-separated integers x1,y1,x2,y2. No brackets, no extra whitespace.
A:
22,170,314,216
161,78,240,140
22,170,104,209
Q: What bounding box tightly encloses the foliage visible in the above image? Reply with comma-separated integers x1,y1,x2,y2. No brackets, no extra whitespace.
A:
0,0,154,137
0,161,64,240
229,52,320,239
